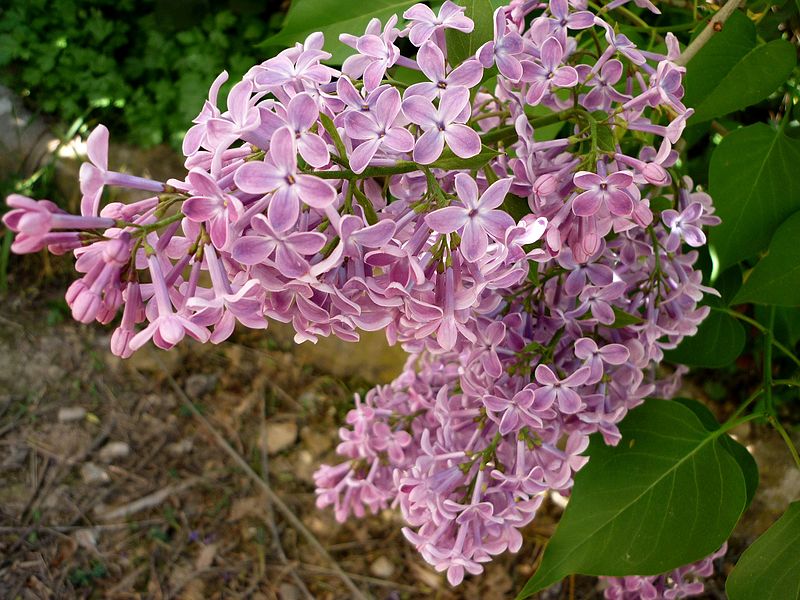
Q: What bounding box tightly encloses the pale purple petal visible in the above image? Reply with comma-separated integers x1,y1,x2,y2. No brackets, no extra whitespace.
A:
383,127,415,152
416,42,446,84
287,92,319,132
413,129,445,164
231,236,274,265
460,219,488,262
295,174,336,208
426,206,468,233
234,161,285,194
350,138,383,173
268,187,300,232
438,86,470,124
402,95,437,128
443,124,480,158
298,133,330,168
479,178,513,210
572,190,602,217
182,196,220,222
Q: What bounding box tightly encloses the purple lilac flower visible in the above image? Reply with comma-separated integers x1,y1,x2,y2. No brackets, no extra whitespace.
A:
477,7,525,81
403,1,473,47
572,170,636,217
406,41,484,100
2,3,722,592
234,128,336,231
344,87,414,173
402,87,481,164
523,36,579,105
426,174,515,262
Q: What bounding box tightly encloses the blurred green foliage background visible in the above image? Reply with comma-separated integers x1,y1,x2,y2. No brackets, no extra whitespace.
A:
0,0,285,149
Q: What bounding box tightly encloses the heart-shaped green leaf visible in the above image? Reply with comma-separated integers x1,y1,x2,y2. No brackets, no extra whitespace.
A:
709,124,800,271
684,11,795,124
261,0,417,64
663,310,745,368
734,211,800,306
518,399,749,598
727,502,800,600
445,0,495,68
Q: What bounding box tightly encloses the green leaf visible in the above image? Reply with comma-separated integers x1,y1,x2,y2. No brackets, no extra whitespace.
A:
692,40,795,123
734,211,800,306
684,12,796,123
708,124,800,271
445,0,495,68
260,0,417,64
727,502,800,600
430,145,500,170
524,104,565,142
663,310,745,368
683,13,755,108
610,306,644,328
518,399,748,598
756,305,800,346
502,193,531,222
673,398,758,508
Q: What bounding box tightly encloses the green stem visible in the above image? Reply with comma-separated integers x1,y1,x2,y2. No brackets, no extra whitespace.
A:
133,211,185,235
728,388,764,422
313,162,419,180
319,113,350,168
764,306,776,415
770,416,800,471
773,379,800,388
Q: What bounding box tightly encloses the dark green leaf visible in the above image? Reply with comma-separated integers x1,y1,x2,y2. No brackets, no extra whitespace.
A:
663,310,745,367
711,266,743,307
501,194,530,222
673,398,758,508
727,502,800,600
709,124,800,270
430,145,500,170
756,305,800,346
610,306,644,328
518,399,748,597
261,0,416,64
684,11,796,123
683,12,754,110
734,211,800,306
445,0,494,68
524,104,565,141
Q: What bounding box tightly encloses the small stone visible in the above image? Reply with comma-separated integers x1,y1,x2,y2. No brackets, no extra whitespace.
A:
278,583,301,600
195,543,217,570
370,556,396,579
58,407,86,423
185,374,217,398
167,439,194,456
98,441,130,463
127,345,181,374
80,462,110,484
263,421,298,455
73,529,98,552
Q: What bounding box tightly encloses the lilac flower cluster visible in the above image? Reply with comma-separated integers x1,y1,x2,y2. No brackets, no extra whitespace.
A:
601,544,727,599
3,0,724,591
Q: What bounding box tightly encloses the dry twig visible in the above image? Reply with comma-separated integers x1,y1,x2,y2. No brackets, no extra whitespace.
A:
164,372,370,600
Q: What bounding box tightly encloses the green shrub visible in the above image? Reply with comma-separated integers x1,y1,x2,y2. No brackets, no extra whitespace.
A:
0,0,283,149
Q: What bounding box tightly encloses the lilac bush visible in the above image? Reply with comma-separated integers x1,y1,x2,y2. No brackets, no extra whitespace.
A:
3,0,729,595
